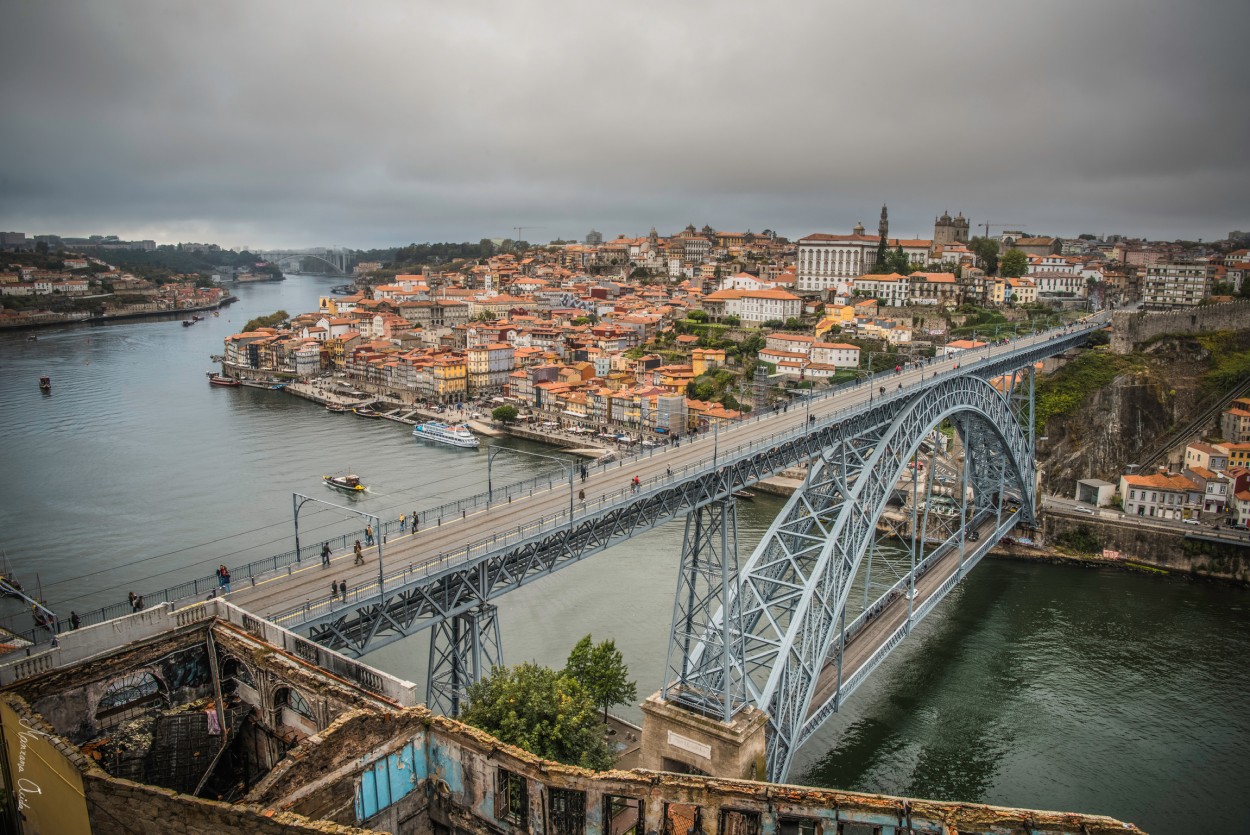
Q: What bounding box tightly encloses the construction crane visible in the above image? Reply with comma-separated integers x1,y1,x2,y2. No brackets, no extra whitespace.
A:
512,226,543,240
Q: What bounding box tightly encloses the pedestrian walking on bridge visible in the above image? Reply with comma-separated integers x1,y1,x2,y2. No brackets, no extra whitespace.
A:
365,524,374,546
339,579,347,602
354,540,364,565
399,513,406,532
321,542,332,567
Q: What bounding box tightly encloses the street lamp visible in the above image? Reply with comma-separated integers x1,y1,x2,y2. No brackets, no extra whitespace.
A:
487,446,576,521
293,493,386,593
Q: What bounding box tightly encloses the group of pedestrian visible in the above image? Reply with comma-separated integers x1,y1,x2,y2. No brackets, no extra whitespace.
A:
630,475,641,493
331,579,347,602
215,564,232,593
127,591,145,612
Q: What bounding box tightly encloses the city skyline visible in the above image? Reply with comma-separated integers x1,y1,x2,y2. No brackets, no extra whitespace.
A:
1,0,1246,249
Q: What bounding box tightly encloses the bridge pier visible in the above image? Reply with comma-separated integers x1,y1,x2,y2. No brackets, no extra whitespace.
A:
426,603,502,717
639,692,768,779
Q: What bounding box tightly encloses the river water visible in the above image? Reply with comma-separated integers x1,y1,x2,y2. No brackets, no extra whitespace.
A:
1,274,1245,834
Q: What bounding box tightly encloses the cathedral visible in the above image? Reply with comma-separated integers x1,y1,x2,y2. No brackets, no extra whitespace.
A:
934,210,970,245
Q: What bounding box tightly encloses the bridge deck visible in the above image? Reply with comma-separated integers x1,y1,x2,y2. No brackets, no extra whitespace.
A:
216,323,1098,631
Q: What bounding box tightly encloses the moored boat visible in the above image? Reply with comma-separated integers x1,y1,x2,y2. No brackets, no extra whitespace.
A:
412,421,480,448
326,404,348,414
208,374,241,387
353,406,383,418
324,473,366,493
731,490,756,501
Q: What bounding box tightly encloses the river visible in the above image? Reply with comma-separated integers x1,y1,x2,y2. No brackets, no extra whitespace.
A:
1,273,1245,834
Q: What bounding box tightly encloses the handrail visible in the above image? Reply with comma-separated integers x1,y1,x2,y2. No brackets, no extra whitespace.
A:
21,319,1101,645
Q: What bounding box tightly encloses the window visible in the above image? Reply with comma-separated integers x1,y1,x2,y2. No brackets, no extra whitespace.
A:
495,768,527,826
96,672,166,724
274,686,314,721
664,803,700,835
778,818,818,835
719,810,760,835
548,788,585,835
606,795,645,835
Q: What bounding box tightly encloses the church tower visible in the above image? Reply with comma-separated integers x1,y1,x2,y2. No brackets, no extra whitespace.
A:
878,204,889,240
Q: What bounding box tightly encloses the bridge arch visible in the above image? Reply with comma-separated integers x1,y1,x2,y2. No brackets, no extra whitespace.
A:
682,373,1035,781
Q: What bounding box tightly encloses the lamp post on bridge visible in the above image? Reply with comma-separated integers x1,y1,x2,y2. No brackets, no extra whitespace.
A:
487,446,576,521
293,493,385,594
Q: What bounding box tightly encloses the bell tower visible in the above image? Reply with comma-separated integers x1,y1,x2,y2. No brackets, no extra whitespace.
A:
878,204,889,240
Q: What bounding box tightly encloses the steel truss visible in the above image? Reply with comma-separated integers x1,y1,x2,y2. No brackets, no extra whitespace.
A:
662,498,747,721
427,604,502,717
675,371,1037,782
285,333,1074,717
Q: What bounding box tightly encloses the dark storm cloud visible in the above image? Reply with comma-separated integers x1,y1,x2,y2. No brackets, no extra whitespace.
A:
1,0,1246,248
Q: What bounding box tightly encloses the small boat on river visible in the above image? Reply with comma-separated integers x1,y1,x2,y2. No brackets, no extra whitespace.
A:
38,376,51,392
208,374,241,387
324,473,366,493
182,319,195,327
353,407,383,418
326,404,348,414
413,421,480,448
731,490,756,501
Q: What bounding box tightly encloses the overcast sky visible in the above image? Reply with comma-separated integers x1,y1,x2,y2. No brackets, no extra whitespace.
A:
1,0,1246,250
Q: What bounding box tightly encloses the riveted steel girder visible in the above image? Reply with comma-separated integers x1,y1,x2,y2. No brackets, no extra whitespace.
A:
680,374,1036,782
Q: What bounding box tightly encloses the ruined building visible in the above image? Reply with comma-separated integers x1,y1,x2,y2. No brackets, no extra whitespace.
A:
0,601,1143,834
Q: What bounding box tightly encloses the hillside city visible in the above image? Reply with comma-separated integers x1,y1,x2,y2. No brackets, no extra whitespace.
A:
6,212,1250,536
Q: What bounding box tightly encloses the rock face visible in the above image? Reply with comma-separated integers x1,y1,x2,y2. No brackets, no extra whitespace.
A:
1037,337,1222,496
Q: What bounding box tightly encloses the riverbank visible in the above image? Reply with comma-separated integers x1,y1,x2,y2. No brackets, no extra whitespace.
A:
989,538,1250,586
89,296,237,323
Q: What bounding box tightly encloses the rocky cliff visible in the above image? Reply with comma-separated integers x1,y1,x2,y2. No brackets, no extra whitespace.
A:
1037,332,1249,495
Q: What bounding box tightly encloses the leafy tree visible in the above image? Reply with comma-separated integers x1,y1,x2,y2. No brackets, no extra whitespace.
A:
564,635,638,722
723,315,741,326
1000,248,1028,278
243,310,289,331
969,236,1000,275
460,661,612,770
784,317,803,330
492,405,519,424
687,310,709,323
761,319,784,329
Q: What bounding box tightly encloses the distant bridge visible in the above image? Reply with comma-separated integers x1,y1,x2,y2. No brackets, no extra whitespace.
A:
260,248,353,275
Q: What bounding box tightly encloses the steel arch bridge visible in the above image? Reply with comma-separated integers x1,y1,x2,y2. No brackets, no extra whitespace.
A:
210,319,1101,779
662,369,1037,781
264,250,351,275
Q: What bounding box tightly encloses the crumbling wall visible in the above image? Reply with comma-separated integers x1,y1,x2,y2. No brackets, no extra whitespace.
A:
83,773,376,835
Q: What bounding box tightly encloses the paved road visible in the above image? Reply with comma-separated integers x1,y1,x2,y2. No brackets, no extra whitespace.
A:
804,514,1004,725
1043,495,1250,544
219,321,1103,624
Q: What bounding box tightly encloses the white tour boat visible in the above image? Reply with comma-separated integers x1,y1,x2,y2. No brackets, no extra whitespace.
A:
412,421,480,449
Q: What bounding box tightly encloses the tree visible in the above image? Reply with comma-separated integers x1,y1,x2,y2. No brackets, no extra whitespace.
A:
460,662,613,770
723,315,741,327
564,635,638,722
969,236,1000,275
491,405,519,424
243,310,289,331
1000,248,1028,278
687,310,709,323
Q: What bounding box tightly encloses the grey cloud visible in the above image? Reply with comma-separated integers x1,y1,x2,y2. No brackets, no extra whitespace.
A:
1,0,1247,248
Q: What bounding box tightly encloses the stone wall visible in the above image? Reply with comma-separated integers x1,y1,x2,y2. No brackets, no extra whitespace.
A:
83,774,370,835
1042,513,1250,583
1110,300,1250,353
252,706,1144,835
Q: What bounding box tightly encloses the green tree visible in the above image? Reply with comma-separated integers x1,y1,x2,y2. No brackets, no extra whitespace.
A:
492,405,519,423
723,315,741,326
564,635,638,722
687,309,709,323
1000,248,1028,278
460,661,613,770
243,310,289,331
969,236,1000,275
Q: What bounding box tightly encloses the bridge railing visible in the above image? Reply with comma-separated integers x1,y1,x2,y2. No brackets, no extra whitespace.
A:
267,328,1099,630
28,320,1102,644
